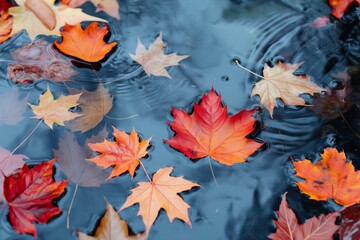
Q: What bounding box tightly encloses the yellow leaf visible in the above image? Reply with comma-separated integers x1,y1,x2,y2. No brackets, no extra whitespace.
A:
29,88,82,129
78,202,145,240
9,0,106,40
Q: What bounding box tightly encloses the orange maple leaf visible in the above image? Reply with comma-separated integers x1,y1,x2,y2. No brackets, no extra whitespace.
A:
130,32,189,78
29,87,82,129
54,22,117,62
251,61,325,117
0,11,13,44
87,127,151,179
120,167,199,236
165,88,263,165
269,192,339,240
294,147,360,207
329,0,360,19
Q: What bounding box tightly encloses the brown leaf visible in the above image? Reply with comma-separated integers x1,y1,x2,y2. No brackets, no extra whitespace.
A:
61,0,120,20
338,204,360,240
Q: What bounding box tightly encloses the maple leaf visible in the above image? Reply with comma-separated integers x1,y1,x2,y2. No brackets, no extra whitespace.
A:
9,0,106,40
78,202,145,240
294,147,360,207
0,0,13,12
251,61,325,117
4,159,68,237
329,0,360,19
0,88,28,125
269,192,339,240
165,88,263,165
54,22,117,62
338,204,360,240
87,127,151,179
0,147,27,202
130,32,189,78
29,87,82,129
66,84,113,133
62,0,120,20
120,167,199,235
0,11,13,44
8,39,77,84
54,131,109,187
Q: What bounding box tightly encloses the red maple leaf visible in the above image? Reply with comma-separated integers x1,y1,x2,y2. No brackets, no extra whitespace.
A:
4,159,68,237
329,0,360,19
165,88,263,165
0,0,13,12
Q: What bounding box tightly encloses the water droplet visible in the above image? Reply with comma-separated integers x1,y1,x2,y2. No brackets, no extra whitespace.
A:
221,75,229,81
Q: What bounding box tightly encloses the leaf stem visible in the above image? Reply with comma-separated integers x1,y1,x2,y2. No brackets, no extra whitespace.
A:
104,114,138,121
11,119,43,155
207,156,219,188
234,59,264,79
139,159,152,183
66,184,79,229
105,66,144,85
340,111,360,138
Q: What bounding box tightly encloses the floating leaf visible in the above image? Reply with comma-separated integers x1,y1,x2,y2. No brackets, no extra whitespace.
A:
55,22,117,62
62,0,120,20
120,167,199,235
130,32,189,78
29,87,82,129
0,88,28,125
165,88,263,165
0,11,13,44
9,0,106,40
0,0,13,12
269,192,339,240
78,202,145,240
88,127,151,179
329,0,360,19
251,61,325,117
338,204,360,240
294,147,360,207
4,159,68,237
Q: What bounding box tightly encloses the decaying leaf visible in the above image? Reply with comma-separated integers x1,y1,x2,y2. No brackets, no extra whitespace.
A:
9,0,106,40
54,131,109,187
120,167,199,235
4,159,68,237
338,204,360,240
55,22,117,62
130,32,189,78
329,0,360,19
62,0,120,20
0,88,28,125
251,61,325,117
67,84,113,133
29,87,82,129
165,88,263,165
294,147,360,207
87,127,151,179
0,147,27,202
8,39,77,84
269,192,339,240
0,11,13,44
78,202,145,240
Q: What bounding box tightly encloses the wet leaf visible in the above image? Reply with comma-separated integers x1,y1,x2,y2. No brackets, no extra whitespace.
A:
54,131,109,187
78,202,145,240
0,11,13,44
54,22,117,62
165,88,263,165
251,61,325,117
87,127,151,179
294,147,360,207
0,1,13,12
120,167,199,236
67,84,113,133
269,192,339,240
0,88,28,125
338,204,360,240
29,87,82,129
4,159,68,237
9,0,106,40
0,147,27,202
130,32,189,78
329,0,360,19
8,39,77,84
62,0,120,20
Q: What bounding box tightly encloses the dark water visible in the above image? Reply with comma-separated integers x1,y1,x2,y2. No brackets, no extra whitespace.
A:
0,0,360,239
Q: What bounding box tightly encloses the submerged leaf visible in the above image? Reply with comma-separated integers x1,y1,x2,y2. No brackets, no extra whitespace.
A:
338,204,360,240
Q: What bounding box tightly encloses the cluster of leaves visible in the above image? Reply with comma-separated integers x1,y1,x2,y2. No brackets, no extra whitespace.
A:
0,0,359,239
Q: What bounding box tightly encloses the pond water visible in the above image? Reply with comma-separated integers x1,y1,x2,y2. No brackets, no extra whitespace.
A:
0,0,359,239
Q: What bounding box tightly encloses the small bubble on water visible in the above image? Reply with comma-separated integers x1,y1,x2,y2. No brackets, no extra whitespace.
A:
231,58,241,65
129,77,138,85
221,75,229,81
